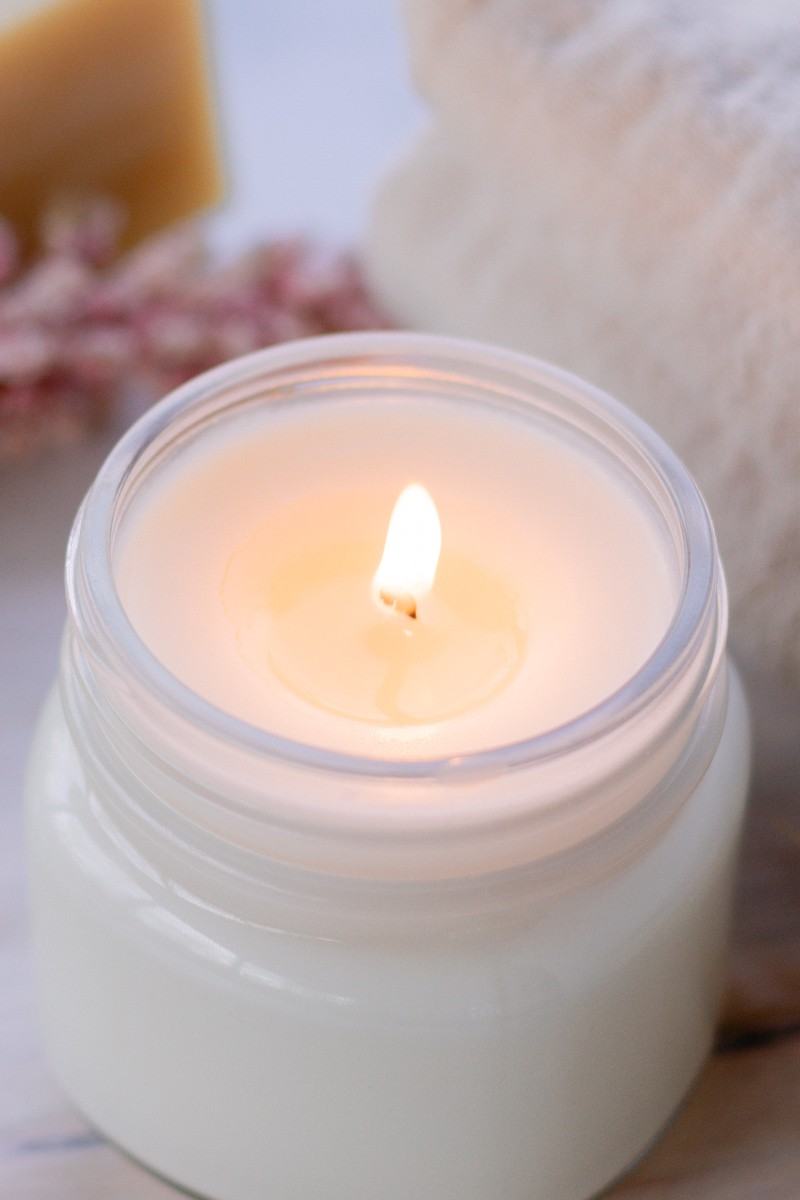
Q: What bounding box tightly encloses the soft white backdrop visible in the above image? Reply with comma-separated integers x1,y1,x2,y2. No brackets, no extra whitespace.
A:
0,4,422,1193
207,0,423,251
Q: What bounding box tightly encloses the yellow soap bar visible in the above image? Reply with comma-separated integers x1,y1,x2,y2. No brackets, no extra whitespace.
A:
0,0,222,253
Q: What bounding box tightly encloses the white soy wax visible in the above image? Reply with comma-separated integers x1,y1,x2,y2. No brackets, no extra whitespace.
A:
113,379,675,758
26,334,750,1200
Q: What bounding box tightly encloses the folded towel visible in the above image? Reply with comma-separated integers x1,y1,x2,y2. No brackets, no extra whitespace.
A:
365,0,800,684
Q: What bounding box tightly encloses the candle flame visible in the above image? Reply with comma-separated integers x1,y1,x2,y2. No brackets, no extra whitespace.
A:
373,484,442,617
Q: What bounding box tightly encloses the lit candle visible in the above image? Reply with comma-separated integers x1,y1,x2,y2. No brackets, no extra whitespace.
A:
373,481,441,617
26,334,750,1200
114,382,674,758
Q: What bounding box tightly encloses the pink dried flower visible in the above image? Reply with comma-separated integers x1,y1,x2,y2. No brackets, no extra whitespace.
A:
0,328,56,383
0,256,93,325
62,326,136,386
0,197,391,463
40,195,125,267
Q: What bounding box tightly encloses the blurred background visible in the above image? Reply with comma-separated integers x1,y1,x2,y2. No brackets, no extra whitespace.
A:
205,0,423,252
2,1,799,1196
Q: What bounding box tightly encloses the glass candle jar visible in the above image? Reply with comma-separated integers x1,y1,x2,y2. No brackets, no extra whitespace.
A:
26,333,750,1200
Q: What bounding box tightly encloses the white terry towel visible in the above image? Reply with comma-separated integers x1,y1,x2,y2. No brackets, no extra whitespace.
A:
365,0,800,684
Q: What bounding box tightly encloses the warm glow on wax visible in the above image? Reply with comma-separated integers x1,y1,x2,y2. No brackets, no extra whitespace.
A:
373,484,442,618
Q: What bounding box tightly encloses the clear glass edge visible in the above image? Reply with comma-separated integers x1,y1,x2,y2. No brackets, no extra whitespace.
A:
69,331,724,784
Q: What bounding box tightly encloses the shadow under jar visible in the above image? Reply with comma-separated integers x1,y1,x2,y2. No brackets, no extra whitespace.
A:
26,333,750,1200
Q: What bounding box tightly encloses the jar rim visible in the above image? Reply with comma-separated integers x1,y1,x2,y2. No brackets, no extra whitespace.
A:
70,331,724,784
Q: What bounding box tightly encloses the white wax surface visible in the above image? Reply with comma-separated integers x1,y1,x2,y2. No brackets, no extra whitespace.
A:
115,395,677,758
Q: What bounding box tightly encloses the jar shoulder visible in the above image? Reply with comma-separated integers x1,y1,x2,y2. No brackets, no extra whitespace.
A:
26,663,751,941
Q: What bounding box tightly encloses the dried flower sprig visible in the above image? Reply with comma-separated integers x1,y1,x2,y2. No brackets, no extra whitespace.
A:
0,198,389,461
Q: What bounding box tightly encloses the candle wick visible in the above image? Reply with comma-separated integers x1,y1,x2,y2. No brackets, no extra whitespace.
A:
379,589,417,620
